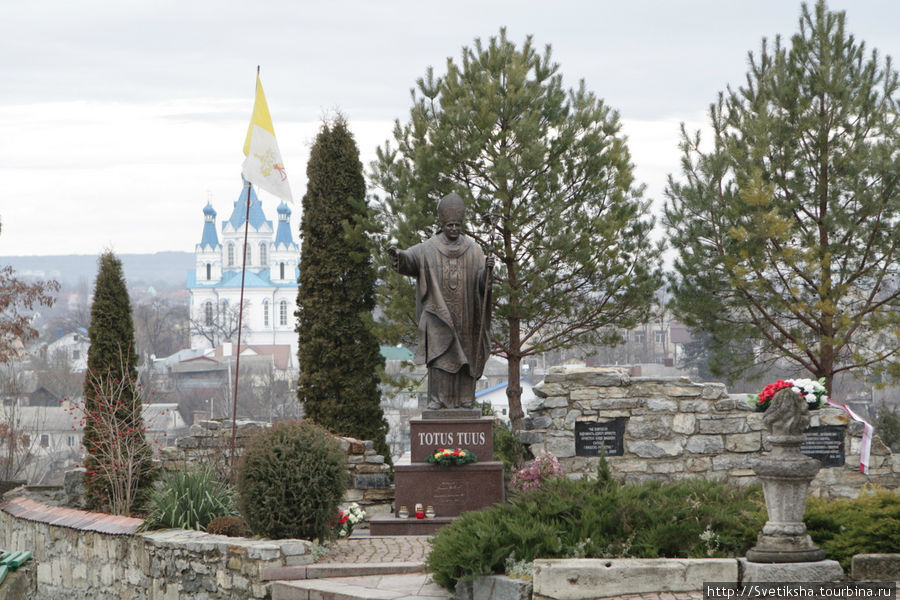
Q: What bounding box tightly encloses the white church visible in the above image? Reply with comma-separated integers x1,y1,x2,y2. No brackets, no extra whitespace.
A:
187,176,300,365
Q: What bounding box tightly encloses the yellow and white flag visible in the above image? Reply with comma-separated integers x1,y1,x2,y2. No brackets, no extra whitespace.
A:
241,71,293,202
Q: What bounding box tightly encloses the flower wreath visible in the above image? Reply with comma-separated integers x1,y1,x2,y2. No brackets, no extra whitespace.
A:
752,377,829,412
425,447,478,466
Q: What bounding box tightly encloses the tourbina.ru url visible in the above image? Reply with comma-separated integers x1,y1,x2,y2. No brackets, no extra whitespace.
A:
704,582,896,599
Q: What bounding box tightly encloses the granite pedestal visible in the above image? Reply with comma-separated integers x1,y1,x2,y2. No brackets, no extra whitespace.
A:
370,415,505,536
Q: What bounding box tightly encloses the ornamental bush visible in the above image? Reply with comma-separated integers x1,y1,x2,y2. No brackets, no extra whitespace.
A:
510,450,563,493
237,420,347,540
805,487,900,569
140,465,235,531
426,476,765,590
206,514,248,537
493,421,531,473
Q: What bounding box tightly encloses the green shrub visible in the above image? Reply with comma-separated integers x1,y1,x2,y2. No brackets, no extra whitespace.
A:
140,465,235,531
875,408,900,452
206,514,248,537
806,487,900,569
426,477,765,590
493,421,530,473
237,420,347,540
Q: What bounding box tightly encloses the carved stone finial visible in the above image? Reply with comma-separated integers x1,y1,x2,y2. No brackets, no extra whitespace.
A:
763,387,810,438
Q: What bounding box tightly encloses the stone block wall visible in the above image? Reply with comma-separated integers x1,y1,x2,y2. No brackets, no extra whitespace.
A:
0,498,317,600
521,368,898,498
159,420,393,517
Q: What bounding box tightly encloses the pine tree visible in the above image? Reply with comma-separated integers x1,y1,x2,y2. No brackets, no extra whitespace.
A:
371,29,663,430
297,118,389,460
82,251,154,513
664,1,900,391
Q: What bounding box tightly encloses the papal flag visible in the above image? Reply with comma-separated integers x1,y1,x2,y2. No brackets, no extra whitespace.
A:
241,70,293,202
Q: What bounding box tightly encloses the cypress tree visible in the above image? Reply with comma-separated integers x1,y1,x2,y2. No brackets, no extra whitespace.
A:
297,118,390,461
82,251,154,513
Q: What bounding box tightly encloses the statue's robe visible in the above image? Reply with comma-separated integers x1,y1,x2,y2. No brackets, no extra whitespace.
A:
394,233,491,408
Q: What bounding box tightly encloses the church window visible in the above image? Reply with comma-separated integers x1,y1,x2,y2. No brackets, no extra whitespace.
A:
259,243,267,266
280,262,285,280
227,243,235,267
206,263,211,280
245,244,252,265
279,300,288,326
263,300,269,327
204,301,214,326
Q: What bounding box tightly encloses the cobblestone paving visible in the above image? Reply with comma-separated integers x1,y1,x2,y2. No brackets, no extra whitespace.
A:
318,534,433,564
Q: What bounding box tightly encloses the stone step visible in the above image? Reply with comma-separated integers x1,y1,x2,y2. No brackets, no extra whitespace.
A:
368,516,454,536
262,561,424,581
271,573,449,600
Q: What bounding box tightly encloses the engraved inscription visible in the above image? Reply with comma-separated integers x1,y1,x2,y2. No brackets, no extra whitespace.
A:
418,431,487,447
801,425,845,468
433,480,468,504
575,419,626,457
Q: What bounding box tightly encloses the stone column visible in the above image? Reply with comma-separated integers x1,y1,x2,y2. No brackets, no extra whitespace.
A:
747,387,824,563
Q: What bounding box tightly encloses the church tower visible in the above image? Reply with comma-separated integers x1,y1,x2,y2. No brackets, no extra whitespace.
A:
187,176,300,364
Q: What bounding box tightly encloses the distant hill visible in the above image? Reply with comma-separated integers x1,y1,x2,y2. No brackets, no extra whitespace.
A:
0,252,194,291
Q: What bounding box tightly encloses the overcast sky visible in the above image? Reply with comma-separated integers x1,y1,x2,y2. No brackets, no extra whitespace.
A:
2,0,898,256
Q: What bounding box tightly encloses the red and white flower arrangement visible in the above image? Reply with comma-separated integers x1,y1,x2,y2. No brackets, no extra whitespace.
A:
753,377,829,412
334,502,366,537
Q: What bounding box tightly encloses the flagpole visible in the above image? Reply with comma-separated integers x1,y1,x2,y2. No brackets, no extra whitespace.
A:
230,66,290,481
229,179,252,483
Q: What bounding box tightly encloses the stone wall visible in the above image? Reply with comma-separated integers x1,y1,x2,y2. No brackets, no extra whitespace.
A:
521,368,899,498
159,420,393,517
0,497,317,600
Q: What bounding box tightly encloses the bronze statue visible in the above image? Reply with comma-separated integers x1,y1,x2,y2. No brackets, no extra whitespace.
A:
388,193,494,410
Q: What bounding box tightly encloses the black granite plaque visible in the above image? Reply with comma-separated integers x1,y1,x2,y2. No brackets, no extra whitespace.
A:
575,418,625,457
801,425,845,467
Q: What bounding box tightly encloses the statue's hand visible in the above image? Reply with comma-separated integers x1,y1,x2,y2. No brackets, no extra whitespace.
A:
485,255,495,269
388,246,399,269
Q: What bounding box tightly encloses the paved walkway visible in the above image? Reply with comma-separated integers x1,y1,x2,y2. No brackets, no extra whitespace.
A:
270,530,712,600
320,533,432,564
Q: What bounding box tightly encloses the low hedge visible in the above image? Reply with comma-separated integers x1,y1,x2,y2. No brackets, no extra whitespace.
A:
426,476,766,590
805,487,900,569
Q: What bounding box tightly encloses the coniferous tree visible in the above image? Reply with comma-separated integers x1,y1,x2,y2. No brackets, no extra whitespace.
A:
297,118,389,460
82,251,154,513
664,1,900,391
372,30,663,430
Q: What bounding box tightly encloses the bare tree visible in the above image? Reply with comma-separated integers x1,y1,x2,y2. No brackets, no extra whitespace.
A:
134,297,188,358
189,300,248,349
33,348,83,402
0,266,58,362
0,367,40,481
73,363,155,515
